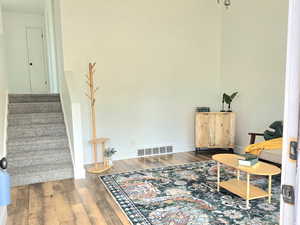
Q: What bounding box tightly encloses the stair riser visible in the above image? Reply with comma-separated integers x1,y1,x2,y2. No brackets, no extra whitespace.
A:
7,94,74,187
9,95,60,103
8,115,64,126
11,168,73,187
8,140,69,152
9,103,62,114
8,126,66,139
8,154,71,167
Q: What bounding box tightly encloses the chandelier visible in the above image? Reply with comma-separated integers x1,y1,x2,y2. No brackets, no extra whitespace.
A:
217,0,231,9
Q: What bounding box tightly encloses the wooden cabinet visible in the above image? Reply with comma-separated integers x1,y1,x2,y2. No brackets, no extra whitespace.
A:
195,112,236,149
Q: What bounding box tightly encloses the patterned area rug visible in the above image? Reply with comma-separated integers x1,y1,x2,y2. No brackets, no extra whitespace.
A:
99,160,280,225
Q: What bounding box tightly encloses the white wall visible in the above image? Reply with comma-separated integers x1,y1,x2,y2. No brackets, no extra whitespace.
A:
3,11,47,93
0,0,8,224
220,1,289,151
60,71,85,179
44,0,59,93
59,0,222,162
58,0,288,163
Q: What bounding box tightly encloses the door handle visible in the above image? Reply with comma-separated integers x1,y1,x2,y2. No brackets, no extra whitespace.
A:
29,62,33,66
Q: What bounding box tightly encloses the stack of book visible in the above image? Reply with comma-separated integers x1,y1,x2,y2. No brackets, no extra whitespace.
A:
238,153,258,167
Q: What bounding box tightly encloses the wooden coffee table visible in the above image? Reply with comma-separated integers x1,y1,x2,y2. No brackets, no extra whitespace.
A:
212,154,281,208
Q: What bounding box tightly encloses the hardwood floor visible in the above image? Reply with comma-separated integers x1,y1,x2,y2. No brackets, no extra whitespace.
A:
7,152,211,225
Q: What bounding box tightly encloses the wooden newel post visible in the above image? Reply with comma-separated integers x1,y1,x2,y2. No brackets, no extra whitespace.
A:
85,62,112,174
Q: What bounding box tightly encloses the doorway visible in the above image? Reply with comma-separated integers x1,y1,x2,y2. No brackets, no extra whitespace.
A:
2,2,58,94
26,26,49,93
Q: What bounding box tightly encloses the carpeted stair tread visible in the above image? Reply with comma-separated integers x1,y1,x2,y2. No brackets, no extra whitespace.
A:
7,123,67,139
7,136,68,149
9,102,62,114
7,94,74,186
7,139,68,152
9,94,60,103
8,113,64,126
9,162,73,186
8,148,71,167
8,147,69,156
7,147,70,158
9,161,73,175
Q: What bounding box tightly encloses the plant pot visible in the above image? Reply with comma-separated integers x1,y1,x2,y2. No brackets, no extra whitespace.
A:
108,159,113,167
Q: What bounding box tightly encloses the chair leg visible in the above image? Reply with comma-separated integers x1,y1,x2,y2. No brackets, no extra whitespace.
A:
250,134,256,144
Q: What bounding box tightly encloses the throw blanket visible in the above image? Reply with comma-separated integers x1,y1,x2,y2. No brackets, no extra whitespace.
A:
244,137,283,155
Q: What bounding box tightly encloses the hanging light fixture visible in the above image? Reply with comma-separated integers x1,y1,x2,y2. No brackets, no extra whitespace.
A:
217,0,231,9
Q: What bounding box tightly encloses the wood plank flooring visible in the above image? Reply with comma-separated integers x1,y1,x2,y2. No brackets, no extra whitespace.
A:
7,152,211,225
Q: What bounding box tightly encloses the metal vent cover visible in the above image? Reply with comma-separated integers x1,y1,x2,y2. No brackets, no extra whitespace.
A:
160,147,166,154
167,146,173,153
145,148,152,155
137,149,145,157
153,147,159,155
137,146,173,157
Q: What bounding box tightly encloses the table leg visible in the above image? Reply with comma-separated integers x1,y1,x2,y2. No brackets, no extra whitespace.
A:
246,173,250,209
217,162,220,192
268,175,272,203
102,142,107,167
237,169,240,181
94,143,99,169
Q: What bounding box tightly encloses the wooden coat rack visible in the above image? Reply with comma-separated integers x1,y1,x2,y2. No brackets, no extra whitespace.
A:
86,62,112,174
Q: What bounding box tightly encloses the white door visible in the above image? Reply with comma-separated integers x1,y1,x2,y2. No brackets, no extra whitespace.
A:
26,27,49,93
296,131,300,225
280,0,300,224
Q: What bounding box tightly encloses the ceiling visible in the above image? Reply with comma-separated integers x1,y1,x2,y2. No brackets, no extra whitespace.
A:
2,0,45,14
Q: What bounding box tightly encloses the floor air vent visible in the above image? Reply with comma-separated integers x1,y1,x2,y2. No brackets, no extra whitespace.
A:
137,146,173,157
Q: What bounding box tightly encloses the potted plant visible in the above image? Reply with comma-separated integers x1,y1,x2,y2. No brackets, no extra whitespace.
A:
104,148,117,166
221,96,226,112
222,92,238,112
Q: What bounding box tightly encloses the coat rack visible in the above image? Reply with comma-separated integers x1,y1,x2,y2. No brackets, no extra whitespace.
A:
86,63,112,174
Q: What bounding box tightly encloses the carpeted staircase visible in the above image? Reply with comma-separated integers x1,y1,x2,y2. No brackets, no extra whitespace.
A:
7,94,74,186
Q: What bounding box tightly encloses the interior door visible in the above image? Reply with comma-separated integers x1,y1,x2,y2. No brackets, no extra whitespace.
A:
280,0,300,223
26,27,49,93
296,130,300,225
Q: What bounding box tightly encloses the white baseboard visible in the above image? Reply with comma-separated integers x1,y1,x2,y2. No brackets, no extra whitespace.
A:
84,144,245,164
106,144,195,162
0,207,7,225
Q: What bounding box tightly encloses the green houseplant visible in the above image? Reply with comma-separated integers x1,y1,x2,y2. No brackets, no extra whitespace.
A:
104,148,117,166
222,92,238,112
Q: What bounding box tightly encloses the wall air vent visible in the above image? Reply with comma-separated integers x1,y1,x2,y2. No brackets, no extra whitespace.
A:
167,146,173,153
137,149,145,157
145,148,152,155
153,147,159,155
160,147,166,154
137,146,173,157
